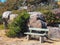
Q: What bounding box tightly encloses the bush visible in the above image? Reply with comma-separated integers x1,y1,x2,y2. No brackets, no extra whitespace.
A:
40,10,60,26
35,5,60,25
44,11,55,22
0,15,3,24
6,11,29,37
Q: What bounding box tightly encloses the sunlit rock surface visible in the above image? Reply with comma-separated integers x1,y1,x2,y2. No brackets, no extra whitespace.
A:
48,27,60,38
28,12,47,28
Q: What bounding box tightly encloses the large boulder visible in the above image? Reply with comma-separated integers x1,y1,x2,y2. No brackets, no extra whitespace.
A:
2,11,12,19
48,27,60,38
2,11,18,24
28,12,47,28
9,14,18,21
8,14,18,24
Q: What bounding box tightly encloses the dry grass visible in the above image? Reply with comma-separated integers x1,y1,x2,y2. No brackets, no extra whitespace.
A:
0,30,60,45
0,24,4,30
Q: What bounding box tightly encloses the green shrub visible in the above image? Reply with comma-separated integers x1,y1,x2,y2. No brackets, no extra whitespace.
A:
35,5,60,24
0,24,4,30
6,11,29,37
0,15,3,24
44,11,55,23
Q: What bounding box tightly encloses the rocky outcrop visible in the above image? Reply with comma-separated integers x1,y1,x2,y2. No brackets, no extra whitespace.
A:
28,12,47,28
8,14,18,24
48,27,60,38
9,14,18,21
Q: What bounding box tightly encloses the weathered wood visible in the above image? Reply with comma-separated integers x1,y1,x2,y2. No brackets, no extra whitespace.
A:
29,28,49,31
24,32,46,36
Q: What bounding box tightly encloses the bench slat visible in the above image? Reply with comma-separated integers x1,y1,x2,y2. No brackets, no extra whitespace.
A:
24,32,46,36
29,28,49,31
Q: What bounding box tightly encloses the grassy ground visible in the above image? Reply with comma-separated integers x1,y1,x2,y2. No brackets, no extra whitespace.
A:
0,24,4,30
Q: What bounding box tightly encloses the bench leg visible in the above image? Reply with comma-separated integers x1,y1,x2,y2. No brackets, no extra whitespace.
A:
39,36,44,43
27,35,29,40
26,35,31,40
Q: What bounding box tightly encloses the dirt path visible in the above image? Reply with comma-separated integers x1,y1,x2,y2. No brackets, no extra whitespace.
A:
0,30,60,45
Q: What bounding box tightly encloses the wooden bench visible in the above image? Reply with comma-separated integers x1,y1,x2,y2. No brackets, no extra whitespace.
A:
24,28,49,43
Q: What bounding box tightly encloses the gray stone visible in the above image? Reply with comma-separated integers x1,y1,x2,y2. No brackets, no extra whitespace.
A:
9,14,18,21
28,12,47,28
48,27,60,38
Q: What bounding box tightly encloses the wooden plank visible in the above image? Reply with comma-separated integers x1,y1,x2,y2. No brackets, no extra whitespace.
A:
29,28,49,31
24,32,46,36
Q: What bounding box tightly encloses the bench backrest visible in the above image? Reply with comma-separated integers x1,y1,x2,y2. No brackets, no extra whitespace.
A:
29,28,49,32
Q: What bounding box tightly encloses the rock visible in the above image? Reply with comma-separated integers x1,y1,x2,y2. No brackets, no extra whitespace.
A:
19,6,28,10
9,14,18,21
8,14,18,23
2,11,12,19
41,21,47,28
48,27,60,38
2,11,18,23
28,12,47,28
29,19,42,28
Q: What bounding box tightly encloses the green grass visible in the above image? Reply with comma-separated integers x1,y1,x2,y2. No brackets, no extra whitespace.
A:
0,24,4,30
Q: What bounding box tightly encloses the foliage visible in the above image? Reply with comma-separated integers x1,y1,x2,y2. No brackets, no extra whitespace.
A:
0,3,5,6
6,11,29,37
44,10,60,26
0,0,21,14
44,11,56,23
35,4,60,24
0,15,3,24
44,11,60,23
0,25,4,30
0,15,3,30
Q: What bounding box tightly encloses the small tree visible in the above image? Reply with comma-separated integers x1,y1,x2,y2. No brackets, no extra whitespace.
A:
6,10,29,37
0,15,3,24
